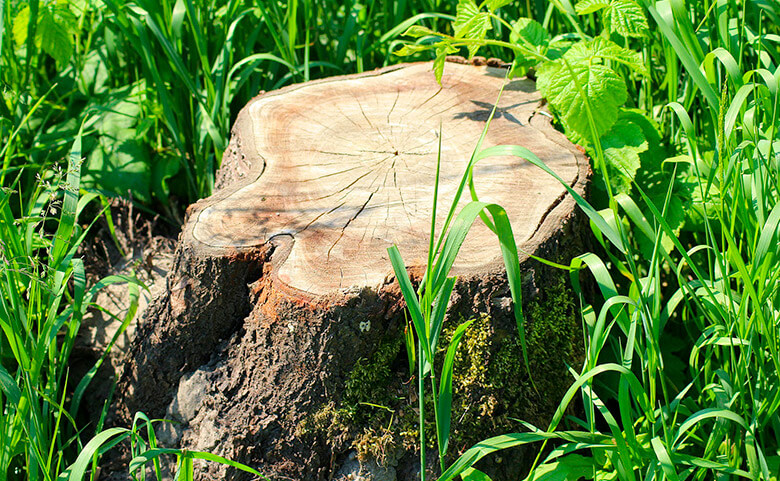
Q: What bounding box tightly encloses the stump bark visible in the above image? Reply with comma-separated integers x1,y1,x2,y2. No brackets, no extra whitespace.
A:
113,61,590,480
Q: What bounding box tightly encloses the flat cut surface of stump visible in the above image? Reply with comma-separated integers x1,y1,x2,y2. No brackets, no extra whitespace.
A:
193,62,582,294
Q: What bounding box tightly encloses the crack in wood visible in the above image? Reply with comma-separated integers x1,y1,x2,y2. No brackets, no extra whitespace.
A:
190,62,587,294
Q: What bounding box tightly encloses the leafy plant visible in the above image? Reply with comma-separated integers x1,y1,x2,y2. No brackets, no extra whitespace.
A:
395,0,651,202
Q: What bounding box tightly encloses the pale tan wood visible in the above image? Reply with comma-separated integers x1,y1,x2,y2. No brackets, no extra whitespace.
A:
189,62,584,295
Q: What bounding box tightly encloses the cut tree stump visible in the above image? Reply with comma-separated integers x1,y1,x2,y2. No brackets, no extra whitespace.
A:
112,61,590,481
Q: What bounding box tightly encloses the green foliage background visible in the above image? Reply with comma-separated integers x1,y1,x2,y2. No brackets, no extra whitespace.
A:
2,0,780,480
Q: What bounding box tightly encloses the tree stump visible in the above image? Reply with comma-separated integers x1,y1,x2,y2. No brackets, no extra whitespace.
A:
113,61,590,480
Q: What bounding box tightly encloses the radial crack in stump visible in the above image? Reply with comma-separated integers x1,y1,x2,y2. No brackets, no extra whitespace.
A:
194,62,580,294
113,61,590,481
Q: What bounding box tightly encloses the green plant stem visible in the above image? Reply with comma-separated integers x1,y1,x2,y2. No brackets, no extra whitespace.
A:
430,372,445,472
418,342,427,481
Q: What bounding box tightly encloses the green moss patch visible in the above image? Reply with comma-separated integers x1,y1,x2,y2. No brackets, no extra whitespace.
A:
298,274,582,469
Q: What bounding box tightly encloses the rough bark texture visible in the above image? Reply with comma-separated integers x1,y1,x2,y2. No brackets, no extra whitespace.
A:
111,60,591,481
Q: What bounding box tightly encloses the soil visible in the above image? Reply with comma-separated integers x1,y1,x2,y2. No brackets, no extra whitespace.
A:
72,198,179,421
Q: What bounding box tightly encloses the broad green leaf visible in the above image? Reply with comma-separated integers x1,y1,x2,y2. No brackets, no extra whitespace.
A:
395,43,431,56
606,0,649,38
38,7,75,64
527,455,600,481
575,0,609,14
12,5,29,45
486,0,513,11
453,0,491,57
151,152,182,203
510,18,548,48
600,113,648,194
68,0,90,16
82,85,152,202
77,47,110,95
564,37,647,75
537,60,625,141
85,139,151,203
433,42,457,84
537,38,646,141
403,25,438,38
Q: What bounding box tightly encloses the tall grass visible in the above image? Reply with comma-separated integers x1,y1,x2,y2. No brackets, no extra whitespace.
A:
1,0,458,212
0,118,139,479
3,0,780,479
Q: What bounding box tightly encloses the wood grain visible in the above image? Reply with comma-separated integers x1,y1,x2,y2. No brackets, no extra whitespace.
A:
191,62,583,295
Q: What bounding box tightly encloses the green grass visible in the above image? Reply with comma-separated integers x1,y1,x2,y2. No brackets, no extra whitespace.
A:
0,0,459,216
392,1,780,480
2,0,780,480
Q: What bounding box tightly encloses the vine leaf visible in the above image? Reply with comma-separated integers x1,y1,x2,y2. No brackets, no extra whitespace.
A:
575,0,649,38
606,0,650,38
509,18,549,76
601,113,648,194
564,37,647,74
575,0,610,15
434,42,458,83
510,18,549,50
454,0,491,57
486,0,514,12
404,25,438,38
537,38,646,141
13,3,77,64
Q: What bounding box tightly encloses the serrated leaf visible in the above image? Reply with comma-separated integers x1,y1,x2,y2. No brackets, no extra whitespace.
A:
37,8,74,64
394,43,431,57
486,0,513,11
565,37,647,75
403,25,437,38
601,114,648,193
433,42,457,84
12,5,30,46
510,18,549,48
68,0,91,16
606,0,649,37
453,0,491,57
537,59,626,141
575,0,610,14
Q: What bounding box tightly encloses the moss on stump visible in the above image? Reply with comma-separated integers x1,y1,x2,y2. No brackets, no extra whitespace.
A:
297,273,583,479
